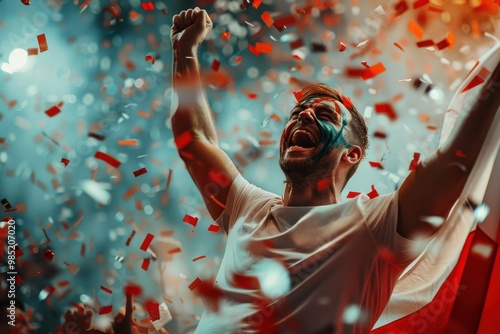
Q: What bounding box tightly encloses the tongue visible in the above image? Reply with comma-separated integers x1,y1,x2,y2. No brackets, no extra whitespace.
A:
293,131,315,148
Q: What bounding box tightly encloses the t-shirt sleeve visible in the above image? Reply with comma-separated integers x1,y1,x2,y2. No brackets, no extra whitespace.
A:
359,190,423,267
215,174,281,234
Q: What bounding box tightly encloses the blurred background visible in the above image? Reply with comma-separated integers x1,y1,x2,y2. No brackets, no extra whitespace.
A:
0,0,499,333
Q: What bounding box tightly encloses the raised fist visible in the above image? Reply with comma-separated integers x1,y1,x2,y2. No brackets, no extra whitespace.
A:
171,7,212,52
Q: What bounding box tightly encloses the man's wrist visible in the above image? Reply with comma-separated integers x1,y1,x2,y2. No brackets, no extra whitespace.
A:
174,46,198,59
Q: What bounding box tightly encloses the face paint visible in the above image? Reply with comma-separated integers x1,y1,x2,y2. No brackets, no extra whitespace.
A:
312,112,350,161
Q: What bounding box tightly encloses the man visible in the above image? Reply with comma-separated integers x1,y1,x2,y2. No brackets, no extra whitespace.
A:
170,7,500,334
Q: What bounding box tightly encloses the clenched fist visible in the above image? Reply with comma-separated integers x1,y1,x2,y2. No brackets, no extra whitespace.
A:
171,7,212,52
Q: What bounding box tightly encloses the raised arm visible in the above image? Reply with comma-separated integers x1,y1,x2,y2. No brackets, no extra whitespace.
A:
170,8,239,221
398,54,500,240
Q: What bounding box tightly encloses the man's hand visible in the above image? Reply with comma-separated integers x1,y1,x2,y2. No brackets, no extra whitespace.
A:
62,304,94,334
112,293,138,334
171,7,212,53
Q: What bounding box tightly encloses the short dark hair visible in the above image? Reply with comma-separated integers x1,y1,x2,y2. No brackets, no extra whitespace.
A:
295,83,369,186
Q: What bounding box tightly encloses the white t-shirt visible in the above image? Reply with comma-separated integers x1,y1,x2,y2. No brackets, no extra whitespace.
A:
195,175,418,334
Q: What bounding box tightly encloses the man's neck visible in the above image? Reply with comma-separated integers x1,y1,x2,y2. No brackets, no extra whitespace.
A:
283,179,342,207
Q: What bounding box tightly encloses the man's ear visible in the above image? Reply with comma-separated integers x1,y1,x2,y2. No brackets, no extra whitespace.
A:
343,145,362,166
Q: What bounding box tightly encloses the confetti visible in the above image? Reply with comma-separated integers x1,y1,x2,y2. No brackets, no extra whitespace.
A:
133,167,148,177
409,152,421,171
100,286,113,294
255,42,273,54
145,300,160,321
21,0,31,5
221,31,230,40
168,247,181,254
416,39,435,48
253,0,263,8
175,131,193,150
374,103,397,120
360,62,386,80
145,55,155,64
261,11,274,27
43,249,54,261
1,198,12,211
369,161,384,169
192,255,206,262
81,243,86,257
367,185,379,199
436,32,455,50
126,230,136,246
293,90,304,101
141,258,151,271
45,102,64,117
408,20,424,40
94,151,121,168
346,191,361,198
37,33,48,52
141,1,154,10
61,158,70,167
140,233,155,251
248,44,261,56
117,139,139,146
413,0,429,8
88,132,105,141
188,277,202,291
393,0,409,16
212,59,220,72
339,42,347,52
99,306,113,315
27,48,38,55
394,42,405,52
273,14,298,31
124,284,143,296
208,224,220,233
183,214,198,227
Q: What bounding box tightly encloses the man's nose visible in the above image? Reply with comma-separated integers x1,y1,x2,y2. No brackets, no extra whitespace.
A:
298,109,315,124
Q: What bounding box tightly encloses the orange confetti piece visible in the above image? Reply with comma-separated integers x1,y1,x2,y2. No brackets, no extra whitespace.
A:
408,20,424,40
255,42,273,54
413,0,429,8
129,10,140,21
252,0,263,8
261,11,274,27
394,42,405,51
27,48,38,55
168,247,181,254
360,62,386,80
124,185,139,201
137,110,151,118
221,31,230,40
248,44,261,56
117,139,139,146
37,33,48,52
234,56,243,63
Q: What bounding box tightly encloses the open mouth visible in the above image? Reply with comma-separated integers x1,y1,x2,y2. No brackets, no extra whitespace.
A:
287,129,318,152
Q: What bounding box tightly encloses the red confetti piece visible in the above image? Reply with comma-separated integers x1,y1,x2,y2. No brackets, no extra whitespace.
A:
124,284,143,296
88,132,106,141
141,2,154,10
367,185,379,199
253,0,263,8
37,33,48,52
175,131,193,150
221,31,230,40
374,103,397,121
316,179,330,191
232,273,260,290
168,247,181,254
409,152,421,171
394,42,405,52
61,158,70,167
80,243,86,257
361,61,370,69
133,167,148,177
234,56,243,63
247,93,258,99
255,42,273,54
43,249,54,260
45,105,62,117
436,32,455,50
428,5,443,12
141,258,151,271
126,230,136,246
140,233,154,251
183,214,198,227
461,76,485,93
208,224,220,233
360,62,386,80
212,59,220,72
408,20,424,40
416,39,435,48
145,300,160,321
27,48,38,55
188,277,202,291
261,11,274,27
290,38,304,50
369,161,383,169
192,255,206,262
394,0,409,16
94,151,121,168
22,0,31,5
293,90,304,101
99,306,113,315
341,95,354,110
413,0,429,9
346,191,361,199
100,286,113,294
273,14,297,31
339,42,347,52
145,55,155,64
248,44,261,56
1,198,12,210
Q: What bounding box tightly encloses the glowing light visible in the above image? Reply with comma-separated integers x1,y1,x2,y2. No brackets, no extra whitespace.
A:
252,258,291,300
473,203,489,223
8,49,28,71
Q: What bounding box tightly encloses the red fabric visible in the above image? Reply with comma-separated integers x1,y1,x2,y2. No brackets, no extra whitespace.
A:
371,232,475,334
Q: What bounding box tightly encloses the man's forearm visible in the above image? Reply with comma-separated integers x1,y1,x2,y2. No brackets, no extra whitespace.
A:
171,48,218,145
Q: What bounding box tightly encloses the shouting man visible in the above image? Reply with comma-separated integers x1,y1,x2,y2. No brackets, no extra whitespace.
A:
170,7,500,334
